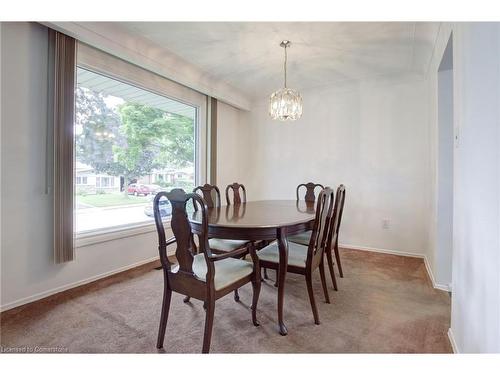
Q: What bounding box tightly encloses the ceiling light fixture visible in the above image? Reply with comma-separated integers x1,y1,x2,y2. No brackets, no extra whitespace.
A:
269,40,303,121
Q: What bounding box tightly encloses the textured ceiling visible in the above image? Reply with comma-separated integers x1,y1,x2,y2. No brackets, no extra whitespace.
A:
116,22,440,98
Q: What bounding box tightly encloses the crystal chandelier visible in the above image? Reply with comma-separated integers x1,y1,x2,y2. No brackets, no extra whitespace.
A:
269,40,303,121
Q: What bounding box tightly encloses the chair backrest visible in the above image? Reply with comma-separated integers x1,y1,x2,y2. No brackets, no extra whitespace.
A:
306,187,335,268
225,183,246,205
154,189,211,275
193,183,221,210
296,182,325,203
329,184,346,246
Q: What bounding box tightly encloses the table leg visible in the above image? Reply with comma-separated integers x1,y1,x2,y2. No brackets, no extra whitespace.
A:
276,227,288,336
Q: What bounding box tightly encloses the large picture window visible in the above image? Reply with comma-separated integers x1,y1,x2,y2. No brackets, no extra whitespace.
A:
75,65,201,234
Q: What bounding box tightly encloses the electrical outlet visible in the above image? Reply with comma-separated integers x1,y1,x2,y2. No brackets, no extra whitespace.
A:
382,219,390,230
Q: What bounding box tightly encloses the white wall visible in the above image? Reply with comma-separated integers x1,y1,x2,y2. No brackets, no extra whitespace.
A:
450,23,500,353
216,101,251,193
243,77,431,256
0,22,3,301
0,22,170,311
427,23,500,353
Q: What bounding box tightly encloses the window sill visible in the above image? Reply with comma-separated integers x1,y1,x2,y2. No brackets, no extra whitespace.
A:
75,219,171,248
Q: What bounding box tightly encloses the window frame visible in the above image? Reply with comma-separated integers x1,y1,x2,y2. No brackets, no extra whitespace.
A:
75,43,208,247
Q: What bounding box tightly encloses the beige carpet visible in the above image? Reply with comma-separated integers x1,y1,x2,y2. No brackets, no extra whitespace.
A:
0,249,451,353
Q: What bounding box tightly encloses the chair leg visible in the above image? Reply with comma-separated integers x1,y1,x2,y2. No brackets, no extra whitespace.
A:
234,289,240,302
334,242,344,278
251,279,261,326
183,296,191,303
325,251,338,291
202,299,215,354
156,286,172,349
263,268,269,280
305,273,320,325
319,260,330,304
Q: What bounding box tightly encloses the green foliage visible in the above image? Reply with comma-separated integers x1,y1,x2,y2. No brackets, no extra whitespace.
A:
161,180,195,191
75,86,195,185
75,87,124,175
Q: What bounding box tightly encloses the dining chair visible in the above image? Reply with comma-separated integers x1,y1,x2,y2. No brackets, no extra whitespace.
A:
224,182,272,285
193,184,249,252
275,182,324,284
225,182,247,205
328,185,346,280
288,184,346,291
193,183,251,302
287,182,325,246
226,183,273,282
154,189,261,353
257,187,335,325
296,182,325,203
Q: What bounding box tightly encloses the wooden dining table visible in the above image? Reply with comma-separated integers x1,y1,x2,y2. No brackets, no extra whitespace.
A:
189,200,316,336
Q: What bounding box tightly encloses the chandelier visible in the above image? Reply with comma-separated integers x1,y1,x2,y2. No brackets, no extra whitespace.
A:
269,40,303,121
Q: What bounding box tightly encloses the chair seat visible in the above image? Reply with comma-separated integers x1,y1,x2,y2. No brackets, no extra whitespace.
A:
287,230,312,246
257,241,308,268
187,254,254,291
208,238,249,252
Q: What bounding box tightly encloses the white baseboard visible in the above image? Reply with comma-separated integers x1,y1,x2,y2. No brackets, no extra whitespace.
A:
448,328,459,353
423,256,451,292
340,243,451,292
340,243,426,259
0,256,160,312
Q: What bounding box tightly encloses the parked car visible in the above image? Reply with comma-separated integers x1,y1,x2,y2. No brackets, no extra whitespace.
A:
144,194,172,218
127,183,161,196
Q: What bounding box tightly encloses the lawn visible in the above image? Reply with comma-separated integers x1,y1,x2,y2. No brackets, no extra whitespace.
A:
77,192,150,208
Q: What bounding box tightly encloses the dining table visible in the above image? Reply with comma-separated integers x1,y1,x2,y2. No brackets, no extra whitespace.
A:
189,199,316,336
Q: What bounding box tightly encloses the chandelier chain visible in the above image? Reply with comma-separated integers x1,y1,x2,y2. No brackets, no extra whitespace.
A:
284,44,288,88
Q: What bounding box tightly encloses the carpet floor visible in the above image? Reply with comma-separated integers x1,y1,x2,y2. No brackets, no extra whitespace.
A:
0,248,452,353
